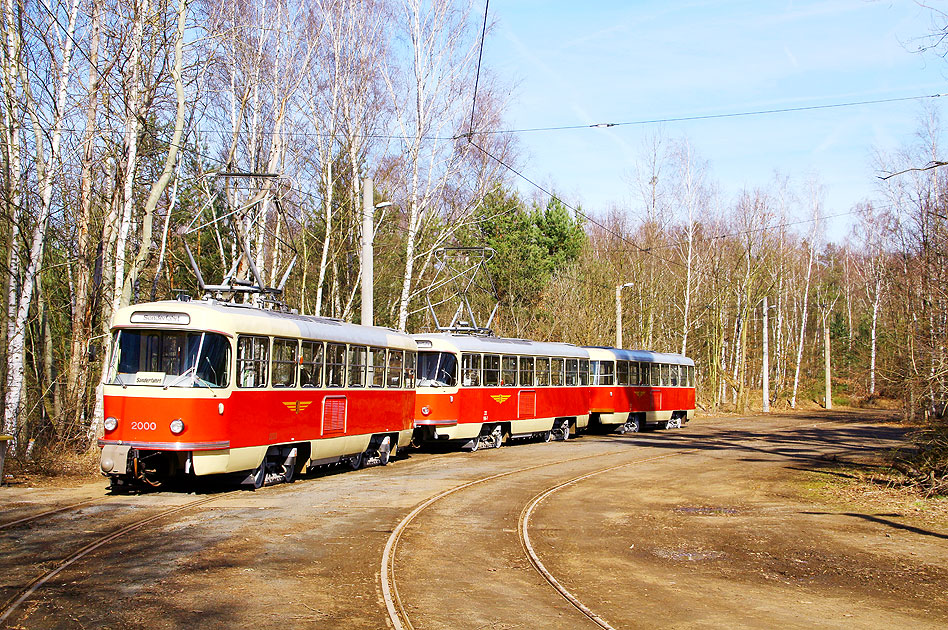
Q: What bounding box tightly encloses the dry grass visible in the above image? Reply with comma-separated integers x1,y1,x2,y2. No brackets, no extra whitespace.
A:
803,462,948,527
2,448,101,487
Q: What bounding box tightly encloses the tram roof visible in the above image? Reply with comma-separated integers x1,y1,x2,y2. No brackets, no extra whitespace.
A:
412,332,589,359
111,299,417,350
584,346,695,366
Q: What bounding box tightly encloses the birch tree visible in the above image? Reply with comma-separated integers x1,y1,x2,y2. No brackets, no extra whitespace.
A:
3,0,81,447
790,180,822,409
382,0,483,332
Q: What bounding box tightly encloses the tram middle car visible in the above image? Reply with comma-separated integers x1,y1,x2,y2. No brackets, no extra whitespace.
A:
411,334,591,450
98,298,417,489
585,347,696,433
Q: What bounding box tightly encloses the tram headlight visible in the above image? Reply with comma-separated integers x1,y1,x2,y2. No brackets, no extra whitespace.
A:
169,418,185,435
104,416,118,431
421,406,431,416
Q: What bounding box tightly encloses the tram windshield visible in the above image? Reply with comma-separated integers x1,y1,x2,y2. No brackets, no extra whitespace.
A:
417,351,457,387
108,330,230,388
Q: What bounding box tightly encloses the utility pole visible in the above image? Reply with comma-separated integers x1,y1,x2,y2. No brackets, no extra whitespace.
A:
361,178,374,327
616,283,634,348
824,306,832,410
360,178,391,328
762,296,770,413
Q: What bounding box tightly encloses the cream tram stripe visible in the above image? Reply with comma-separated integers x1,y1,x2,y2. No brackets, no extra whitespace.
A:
518,450,699,630
0,493,233,624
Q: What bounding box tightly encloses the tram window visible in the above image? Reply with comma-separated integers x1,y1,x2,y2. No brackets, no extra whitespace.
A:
565,359,578,386
404,351,417,388
579,359,589,385
647,363,659,386
519,356,534,386
387,350,404,388
670,364,679,387
326,343,346,387
272,338,298,387
348,346,367,387
368,347,386,388
483,354,500,387
629,361,639,385
462,353,481,387
418,351,457,387
689,365,695,388
617,360,629,386
550,358,564,386
660,363,670,387
536,357,550,386
502,356,518,386
300,341,323,387
111,330,230,388
595,361,614,386
237,335,269,388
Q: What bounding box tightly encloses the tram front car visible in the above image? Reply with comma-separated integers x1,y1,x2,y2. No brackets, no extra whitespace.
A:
98,301,236,488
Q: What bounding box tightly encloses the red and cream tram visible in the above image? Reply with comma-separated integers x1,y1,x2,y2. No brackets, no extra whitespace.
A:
412,334,591,450
585,347,696,433
98,298,417,489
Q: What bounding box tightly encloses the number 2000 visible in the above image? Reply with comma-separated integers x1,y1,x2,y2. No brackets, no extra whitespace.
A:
131,421,157,431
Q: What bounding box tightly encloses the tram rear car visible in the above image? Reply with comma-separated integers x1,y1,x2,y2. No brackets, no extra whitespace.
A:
586,347,696,433
412,335,591,450
98,299,417,489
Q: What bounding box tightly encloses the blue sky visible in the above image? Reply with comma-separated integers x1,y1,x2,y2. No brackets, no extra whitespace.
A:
482,0,947,241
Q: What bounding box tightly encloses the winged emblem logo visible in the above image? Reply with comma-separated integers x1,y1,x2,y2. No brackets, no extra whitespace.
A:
282,401,313,414
490,394,511,404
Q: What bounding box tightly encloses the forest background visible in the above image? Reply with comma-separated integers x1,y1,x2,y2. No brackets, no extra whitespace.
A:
1,0,946,488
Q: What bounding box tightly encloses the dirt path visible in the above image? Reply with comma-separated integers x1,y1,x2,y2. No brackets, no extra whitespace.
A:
0,410,944,629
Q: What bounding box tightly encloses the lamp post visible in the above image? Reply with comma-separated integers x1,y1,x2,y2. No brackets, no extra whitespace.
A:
616,282,634,349
762,296,771,413
361,178,391,327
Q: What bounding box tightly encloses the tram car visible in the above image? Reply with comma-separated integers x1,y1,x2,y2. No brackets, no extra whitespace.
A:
98,297,417,489
411,334,591,450
585,347,696,433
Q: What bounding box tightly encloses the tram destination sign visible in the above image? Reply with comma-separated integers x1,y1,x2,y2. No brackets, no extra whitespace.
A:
130,311,190,325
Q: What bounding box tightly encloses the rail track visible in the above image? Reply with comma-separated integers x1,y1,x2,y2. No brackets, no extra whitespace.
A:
381,420,846,630
0,496,110,532
0,492,236,625
380,445,698,630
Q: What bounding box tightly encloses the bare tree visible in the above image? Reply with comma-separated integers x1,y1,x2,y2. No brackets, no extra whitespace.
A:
3,0,81,447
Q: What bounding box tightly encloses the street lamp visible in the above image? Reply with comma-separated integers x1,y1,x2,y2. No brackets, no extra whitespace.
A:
361,178,391,327
616,282,634,349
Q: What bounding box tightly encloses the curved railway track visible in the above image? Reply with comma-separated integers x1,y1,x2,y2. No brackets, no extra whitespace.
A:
0,492,236,625
0,497,110,532
517,450,697,630
381,420,843,630
380,446,698,630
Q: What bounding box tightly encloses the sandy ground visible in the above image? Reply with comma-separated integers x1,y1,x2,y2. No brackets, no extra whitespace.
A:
0,409,945,629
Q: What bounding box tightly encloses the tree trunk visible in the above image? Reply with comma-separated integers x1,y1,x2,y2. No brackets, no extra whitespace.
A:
123,0,188,306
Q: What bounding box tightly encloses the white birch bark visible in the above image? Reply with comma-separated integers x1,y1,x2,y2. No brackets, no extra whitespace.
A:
790,186,821,409
4,0,80,445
